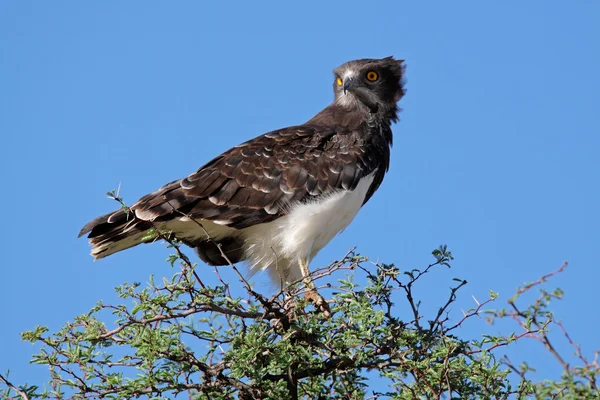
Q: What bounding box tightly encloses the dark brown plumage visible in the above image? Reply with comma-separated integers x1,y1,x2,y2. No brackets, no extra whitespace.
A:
80,57,405,284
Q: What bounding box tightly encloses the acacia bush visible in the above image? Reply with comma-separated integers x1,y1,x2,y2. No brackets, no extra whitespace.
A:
1,239,598,399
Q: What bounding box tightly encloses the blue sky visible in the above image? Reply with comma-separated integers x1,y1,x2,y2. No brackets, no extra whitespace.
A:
1,1,599,394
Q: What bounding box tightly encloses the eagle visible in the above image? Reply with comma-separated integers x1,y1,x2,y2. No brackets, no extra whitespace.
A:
80,57,405,299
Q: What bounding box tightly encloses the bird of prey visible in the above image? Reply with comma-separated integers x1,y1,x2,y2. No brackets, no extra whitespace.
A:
80,57,405,299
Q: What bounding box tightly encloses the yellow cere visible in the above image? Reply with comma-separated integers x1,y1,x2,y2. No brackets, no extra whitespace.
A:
336,77,343,86
366,71,378,81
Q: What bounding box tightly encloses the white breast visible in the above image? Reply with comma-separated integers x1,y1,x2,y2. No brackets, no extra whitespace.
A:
241,171,376,283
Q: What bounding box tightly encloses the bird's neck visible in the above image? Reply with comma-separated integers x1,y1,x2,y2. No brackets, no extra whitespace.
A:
307,102,398,133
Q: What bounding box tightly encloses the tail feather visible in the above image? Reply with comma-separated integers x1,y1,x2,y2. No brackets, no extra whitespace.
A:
79,209,153,260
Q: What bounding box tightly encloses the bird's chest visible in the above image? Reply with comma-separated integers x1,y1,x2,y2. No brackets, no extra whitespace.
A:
275,171,376,260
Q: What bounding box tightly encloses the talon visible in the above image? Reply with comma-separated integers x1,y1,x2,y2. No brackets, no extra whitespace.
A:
298,258,331,317
304,289,331,318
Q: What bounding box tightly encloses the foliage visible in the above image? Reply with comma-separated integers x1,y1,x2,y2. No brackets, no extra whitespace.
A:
1,241,598,399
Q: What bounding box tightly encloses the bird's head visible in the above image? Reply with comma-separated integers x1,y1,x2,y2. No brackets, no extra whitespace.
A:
333,57,405,114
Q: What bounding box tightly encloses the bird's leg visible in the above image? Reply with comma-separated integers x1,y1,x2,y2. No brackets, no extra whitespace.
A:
299,258,330,317
299,257,314,289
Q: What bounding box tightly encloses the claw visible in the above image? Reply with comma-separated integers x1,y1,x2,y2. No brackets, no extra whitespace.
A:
304,289,331,318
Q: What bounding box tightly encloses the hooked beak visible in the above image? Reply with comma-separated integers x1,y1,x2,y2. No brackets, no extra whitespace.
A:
341,77,379,113
342,78,360,95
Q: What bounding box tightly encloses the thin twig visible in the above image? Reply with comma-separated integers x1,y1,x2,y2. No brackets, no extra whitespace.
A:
0,373,30,400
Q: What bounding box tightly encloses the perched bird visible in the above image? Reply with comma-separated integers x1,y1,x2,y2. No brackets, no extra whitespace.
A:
80,57,405,299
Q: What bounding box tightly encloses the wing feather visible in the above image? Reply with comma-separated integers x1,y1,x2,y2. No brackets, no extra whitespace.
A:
127,125,387,230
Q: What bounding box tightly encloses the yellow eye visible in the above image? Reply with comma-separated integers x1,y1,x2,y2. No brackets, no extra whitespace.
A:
366,71,379,81
336,77,343,86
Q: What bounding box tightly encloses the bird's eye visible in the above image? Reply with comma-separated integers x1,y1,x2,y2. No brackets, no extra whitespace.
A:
336,77,343,86
366,71,379,82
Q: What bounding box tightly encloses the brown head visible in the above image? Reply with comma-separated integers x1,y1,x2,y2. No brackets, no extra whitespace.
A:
332,57,405,115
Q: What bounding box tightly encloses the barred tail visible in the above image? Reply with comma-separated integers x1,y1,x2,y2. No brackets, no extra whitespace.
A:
78,209,153,260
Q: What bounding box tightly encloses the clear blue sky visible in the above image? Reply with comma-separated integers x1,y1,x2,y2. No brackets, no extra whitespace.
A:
1,1,599,393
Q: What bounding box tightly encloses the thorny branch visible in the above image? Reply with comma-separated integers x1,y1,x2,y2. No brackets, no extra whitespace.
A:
10,252,596,399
